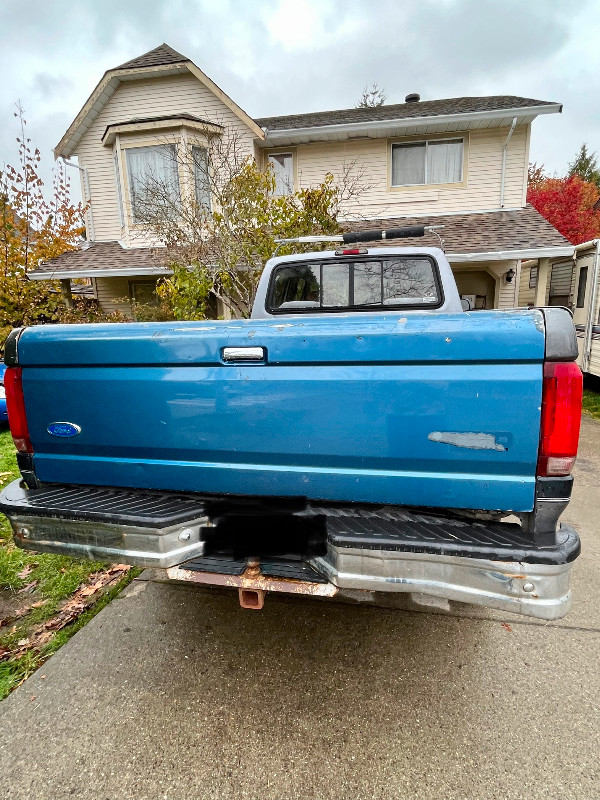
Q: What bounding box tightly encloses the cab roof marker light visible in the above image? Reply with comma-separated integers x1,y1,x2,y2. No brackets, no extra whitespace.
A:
334,247,368,256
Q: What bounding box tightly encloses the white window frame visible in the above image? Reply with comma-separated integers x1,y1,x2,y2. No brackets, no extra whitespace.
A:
113,145,125,228
266,150,296,196
191,144,212,210
390,136,466,189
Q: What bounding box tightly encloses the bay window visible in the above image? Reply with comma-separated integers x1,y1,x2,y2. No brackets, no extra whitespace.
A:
391,138,464,187
126,144,180,223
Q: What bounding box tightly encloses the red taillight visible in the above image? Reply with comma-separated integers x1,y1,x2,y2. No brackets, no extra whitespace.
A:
537,361,582,477
4,367,33,453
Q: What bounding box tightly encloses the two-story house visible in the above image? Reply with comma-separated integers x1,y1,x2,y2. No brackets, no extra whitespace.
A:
31,43,574,316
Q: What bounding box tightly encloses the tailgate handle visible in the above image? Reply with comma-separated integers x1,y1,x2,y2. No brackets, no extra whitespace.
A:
223,346,266,362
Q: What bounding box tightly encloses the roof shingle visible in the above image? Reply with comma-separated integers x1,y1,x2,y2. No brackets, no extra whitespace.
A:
32,207,570,279
344,205,570,253
32,241,164,276
115,43,189,71
256,96,559,131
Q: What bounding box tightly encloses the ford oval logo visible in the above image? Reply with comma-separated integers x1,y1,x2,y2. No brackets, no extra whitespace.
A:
47,422,81,438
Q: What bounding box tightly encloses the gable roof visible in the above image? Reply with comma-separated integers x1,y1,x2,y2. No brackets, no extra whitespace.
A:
54,44,264,158
115,43,188,71
256,96,561,132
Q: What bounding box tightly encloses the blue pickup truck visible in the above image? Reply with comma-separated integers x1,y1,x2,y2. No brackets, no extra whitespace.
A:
0,228,583,618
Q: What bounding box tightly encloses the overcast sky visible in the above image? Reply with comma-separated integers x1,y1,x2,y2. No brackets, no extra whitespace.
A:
1,0,600,202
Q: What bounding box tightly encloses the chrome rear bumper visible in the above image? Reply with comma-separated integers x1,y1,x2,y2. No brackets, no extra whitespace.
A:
311,541,575,620
0,479,579,619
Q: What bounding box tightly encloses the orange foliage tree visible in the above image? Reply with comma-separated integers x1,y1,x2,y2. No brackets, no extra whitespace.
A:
527,171,600,245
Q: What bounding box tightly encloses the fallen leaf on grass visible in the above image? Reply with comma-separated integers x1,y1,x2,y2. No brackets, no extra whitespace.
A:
30,601,46,609
80,582,102,597
18,581,38,595
0,646,10,661
17,565,34,580
8,564,133,661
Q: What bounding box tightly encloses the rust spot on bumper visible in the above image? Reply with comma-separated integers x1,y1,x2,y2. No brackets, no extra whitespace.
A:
165,565,338,598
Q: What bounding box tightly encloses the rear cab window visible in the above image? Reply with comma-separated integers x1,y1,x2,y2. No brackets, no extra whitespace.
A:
267,255,443,314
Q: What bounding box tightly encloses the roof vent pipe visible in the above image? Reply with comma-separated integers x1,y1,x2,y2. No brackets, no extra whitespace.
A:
405,93,420,103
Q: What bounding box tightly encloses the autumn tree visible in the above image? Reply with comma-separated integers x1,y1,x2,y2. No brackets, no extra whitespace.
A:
527,174,600,245
568,143,600,189
356,83,386,108
527,162,548,191
0,107,121,345
133,129,369,318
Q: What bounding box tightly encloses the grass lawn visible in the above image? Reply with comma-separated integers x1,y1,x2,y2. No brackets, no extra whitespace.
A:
0,428,139,698
582,388,600,420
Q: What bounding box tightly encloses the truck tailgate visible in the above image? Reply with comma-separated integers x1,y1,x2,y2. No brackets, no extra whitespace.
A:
15,310,545,512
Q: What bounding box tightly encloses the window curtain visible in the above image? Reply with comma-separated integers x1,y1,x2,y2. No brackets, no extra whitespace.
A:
427,140,463,184
268,153,294,195
392,143,425,186
126,145,179,222
192,146,211,210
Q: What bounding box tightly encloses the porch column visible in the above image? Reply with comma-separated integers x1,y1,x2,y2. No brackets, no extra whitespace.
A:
534,258,550,307
60,278,74,309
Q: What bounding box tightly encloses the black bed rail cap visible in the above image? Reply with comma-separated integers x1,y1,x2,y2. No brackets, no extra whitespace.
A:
541,307,578,362
4,327,24,366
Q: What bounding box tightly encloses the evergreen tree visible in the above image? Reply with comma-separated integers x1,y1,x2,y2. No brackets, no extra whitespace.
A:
356,83,386,108
568,143,600,188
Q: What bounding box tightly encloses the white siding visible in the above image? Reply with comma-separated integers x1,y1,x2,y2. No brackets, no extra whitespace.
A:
74,73,257,243
294,126,529,219
94,277,135,316
495,261,520,308
518,264,536,307
73,70,532,251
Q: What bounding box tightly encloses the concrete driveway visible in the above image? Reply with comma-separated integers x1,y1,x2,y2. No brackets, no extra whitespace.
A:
0,418,599,800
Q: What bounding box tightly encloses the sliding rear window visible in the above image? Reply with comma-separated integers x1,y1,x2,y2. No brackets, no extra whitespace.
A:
267,255,442,313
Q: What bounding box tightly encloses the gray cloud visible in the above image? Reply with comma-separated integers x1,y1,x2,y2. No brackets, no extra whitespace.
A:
1,0,598,201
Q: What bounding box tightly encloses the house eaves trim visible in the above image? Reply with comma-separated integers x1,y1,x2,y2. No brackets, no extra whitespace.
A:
446,245,574,263
260,104,562,143
102,116,224,146
28,266,173,280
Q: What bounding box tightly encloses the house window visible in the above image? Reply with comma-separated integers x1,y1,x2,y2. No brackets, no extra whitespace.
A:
129,280,159,306
577,266,588,308
529,266,538,289
192,146,211,210
126,144,180,223
548,261,572,307
268,152,294,195
391,139,463,186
